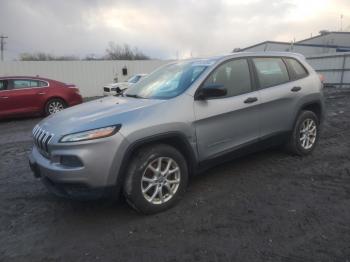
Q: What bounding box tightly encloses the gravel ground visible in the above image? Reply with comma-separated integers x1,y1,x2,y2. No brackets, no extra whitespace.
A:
0,88,350,262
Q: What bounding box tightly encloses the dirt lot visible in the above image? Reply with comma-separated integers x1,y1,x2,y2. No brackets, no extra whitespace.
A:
0,88,350,262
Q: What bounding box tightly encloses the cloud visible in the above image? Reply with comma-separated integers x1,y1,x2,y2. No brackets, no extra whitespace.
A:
0,0,349,60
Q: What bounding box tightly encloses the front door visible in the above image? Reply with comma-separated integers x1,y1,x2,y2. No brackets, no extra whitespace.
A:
194,58,261,161
0,80,11,117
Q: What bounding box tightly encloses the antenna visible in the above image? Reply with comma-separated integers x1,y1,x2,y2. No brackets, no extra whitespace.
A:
340,14,344,31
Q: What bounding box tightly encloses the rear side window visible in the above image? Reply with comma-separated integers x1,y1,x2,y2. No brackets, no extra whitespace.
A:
13,80,31,89
204,59,252,97
253,58,289,89
285,58,308,80
12,80,46,89
38,80,49,87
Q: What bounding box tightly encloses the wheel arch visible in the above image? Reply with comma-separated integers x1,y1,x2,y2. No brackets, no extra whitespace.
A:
298,100,324,124
113,132,198,197
45,96,68,106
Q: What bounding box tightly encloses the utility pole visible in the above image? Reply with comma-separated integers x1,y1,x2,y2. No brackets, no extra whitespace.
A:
340,14,344,32
0,35,8,61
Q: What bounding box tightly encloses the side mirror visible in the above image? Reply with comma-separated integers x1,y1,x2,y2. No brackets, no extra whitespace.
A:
196,83,227,100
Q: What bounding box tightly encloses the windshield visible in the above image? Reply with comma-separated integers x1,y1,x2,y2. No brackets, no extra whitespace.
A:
127,75,142,84
124,61,210,99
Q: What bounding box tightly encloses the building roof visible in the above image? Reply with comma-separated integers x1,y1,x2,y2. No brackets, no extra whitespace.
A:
297,31,350,44
240,39,350,52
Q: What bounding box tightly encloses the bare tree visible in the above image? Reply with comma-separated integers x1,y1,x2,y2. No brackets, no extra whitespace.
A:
18,42,150,61
105,42,150,60
19,52,79,61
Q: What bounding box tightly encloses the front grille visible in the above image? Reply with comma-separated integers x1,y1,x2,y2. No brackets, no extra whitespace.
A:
32,125,54,156
104,87,110,92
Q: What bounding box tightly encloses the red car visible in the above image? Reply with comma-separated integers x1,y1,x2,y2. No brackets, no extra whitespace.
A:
0,76,82,119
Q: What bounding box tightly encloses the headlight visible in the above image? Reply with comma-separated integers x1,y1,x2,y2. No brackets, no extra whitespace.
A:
59,125,121,143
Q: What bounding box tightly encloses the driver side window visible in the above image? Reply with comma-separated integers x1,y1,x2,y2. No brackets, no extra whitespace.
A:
204,59,252,97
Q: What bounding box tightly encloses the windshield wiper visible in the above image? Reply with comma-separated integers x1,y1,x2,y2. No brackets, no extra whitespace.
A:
125,94,143,99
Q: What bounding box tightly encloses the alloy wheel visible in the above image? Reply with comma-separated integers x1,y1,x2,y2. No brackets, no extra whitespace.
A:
141,157,181,205
48,101,64,114
299,118,317,150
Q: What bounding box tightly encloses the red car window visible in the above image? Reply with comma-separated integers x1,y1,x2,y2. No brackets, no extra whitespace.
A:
0,80,8,91
11,79,42,89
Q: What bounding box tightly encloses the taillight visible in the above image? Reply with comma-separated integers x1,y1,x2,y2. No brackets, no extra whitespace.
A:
318,74,325,83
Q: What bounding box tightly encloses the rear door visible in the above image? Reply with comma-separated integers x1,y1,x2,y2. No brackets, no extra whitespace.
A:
194,58,261,160
253,57,305,138
4,79,45,116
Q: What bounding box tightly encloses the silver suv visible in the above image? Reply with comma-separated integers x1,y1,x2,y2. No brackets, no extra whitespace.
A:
29,52,324,214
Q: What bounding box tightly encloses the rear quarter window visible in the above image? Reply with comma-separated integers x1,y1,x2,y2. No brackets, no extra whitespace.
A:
38,80,49,87
285,58,308,80
253,58,289,89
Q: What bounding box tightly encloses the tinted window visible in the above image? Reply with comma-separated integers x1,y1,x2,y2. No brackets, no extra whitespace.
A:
204,59,252,97
38,80,48,87
12,80,41,89
253,58,289,88
285,58,308,80
0,80,7,91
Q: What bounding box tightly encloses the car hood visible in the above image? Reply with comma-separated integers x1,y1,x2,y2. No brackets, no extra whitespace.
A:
39,96,165,137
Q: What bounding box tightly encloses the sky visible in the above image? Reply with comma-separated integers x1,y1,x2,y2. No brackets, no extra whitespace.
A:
0,0,349,60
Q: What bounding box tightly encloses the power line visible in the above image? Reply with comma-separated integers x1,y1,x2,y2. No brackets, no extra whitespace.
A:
0,35,9,61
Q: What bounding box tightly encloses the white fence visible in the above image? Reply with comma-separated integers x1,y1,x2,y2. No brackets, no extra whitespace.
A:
0,60,170,97
1,55,349,97
306,53,350,88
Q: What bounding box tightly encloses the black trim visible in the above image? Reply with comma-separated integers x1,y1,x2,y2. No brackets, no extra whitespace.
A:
247,58,259,91
197,131,290,173
298,100,324,124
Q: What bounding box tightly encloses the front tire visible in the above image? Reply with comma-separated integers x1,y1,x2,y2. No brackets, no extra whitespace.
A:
286,110,320,156
123,144,188,214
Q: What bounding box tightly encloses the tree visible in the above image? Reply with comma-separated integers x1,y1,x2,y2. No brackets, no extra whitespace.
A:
105,42,150,60
19,52,79,61
18,42,151,61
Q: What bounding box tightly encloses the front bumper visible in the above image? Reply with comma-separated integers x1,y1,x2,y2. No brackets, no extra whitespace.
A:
29,132,129,196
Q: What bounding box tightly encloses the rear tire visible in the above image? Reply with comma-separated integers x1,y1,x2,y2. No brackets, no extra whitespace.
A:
45,98,66,116
286,110,319,156
123,144,188,214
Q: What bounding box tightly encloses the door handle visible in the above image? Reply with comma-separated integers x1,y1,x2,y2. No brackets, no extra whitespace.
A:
291,86,302,92
0,96,8,99
244,97,258,104
37,92,46,95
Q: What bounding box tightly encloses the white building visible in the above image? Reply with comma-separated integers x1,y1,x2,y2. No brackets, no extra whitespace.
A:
239,31,350,56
